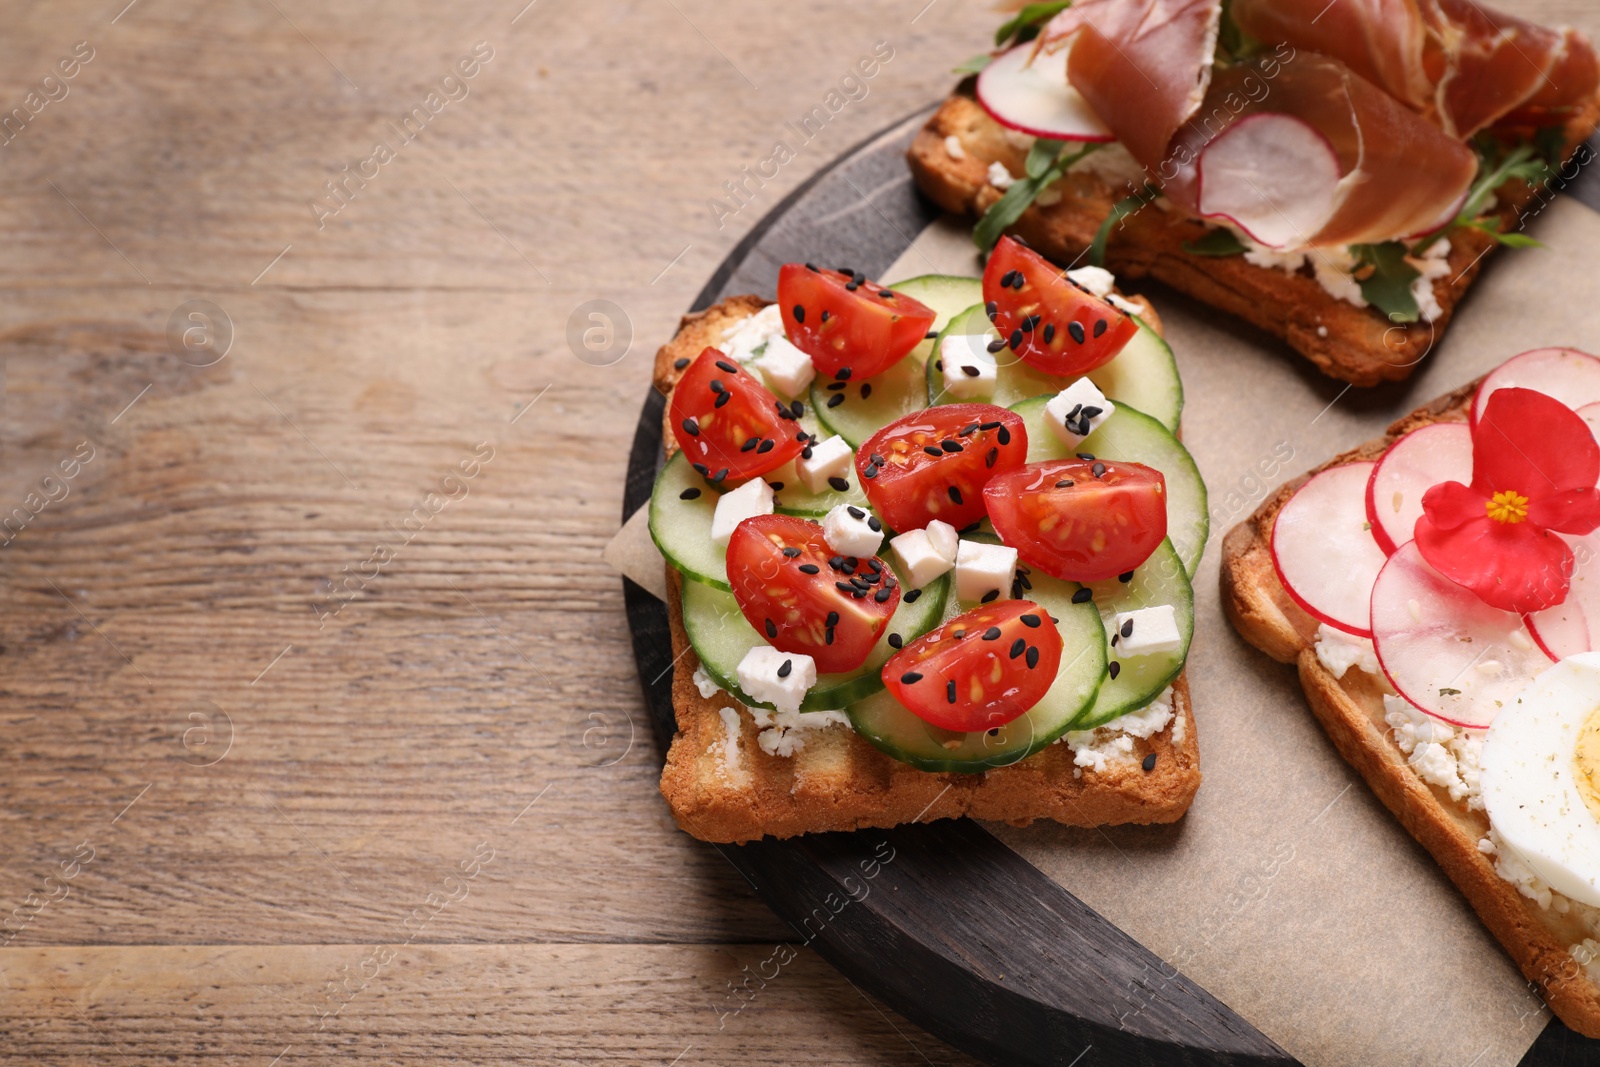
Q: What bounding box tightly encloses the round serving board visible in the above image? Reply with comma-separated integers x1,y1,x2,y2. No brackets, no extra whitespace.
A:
621,107,1600,1067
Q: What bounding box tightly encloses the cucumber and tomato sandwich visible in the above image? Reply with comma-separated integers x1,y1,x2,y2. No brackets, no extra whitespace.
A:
651,240,1203,843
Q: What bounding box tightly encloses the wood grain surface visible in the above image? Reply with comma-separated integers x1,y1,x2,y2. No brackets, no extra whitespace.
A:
1,0,1595,1064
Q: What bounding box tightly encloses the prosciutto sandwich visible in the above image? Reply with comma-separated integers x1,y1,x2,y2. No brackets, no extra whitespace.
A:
908,0,1600,385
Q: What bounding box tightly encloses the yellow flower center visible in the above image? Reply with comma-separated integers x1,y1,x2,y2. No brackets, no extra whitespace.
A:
1486,490,1530,524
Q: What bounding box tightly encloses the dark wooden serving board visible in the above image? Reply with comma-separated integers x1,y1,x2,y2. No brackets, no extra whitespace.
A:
622,107,1600,1067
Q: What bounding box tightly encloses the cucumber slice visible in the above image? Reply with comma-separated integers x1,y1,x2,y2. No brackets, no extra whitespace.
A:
648,450,729,590
681,570,950,713
1011,395,1209,578
846,571,1108,773
1071,538,1194,730
928,308,1182,433
811,275,982,448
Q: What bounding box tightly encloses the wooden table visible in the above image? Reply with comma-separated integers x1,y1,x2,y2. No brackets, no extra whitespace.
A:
3,1,1595,1064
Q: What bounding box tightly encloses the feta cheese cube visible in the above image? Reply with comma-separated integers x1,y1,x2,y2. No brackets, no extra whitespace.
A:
987,161,1014,189
890,529,953,589
710,477,774,546
939,334,998,399
1106,293,1142,317
1065,265,1116,298
736,644,816,714
718,303,785,363
924,519,958,563
1045,378,1115,448
795,434,854,494
822,504,883,559
751,334,815,398
1110,605,1183,658
955,540,1017,603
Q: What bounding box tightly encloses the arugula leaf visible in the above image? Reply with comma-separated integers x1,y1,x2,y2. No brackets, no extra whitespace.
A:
1461,218,1545,248
972,141,1102,253
953,53,992,76
1351,241,1421,323
1088,185,1158,267
1413,138,1552,254
1181,229,1248,257
995,1,1072,47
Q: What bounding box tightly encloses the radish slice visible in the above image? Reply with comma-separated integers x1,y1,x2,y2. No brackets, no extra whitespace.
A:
1372,542,1552,728
1271,461,1388,636
1471,347,1600,426
1363,422,1473,556
1195,113,1341,249
1525,528,1600,660
1577,401,1600,444
975,43,1114,143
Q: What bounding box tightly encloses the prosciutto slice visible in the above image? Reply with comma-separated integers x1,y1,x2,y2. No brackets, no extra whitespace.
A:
1231,0,1599,137
1035,0,1221,168
1163,54,1477,248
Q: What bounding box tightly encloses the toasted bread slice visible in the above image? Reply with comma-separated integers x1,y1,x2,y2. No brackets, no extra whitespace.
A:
908,92,1600,388
651,298,1200,843
1220,383,1600,1038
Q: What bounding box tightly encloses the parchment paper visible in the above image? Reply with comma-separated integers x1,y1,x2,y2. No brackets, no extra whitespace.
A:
606,198,1600,1065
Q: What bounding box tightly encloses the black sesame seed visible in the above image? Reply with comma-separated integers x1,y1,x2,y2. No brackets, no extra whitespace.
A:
902,671,924,684
826,626,836,643
764,618,777,638
888,632,905,650
835,368,853,381
982,626,1002,641
904,588,922,603
850,577,870,591
681,418,700,436
793,304,806,323
875,587,892,603
836,582,854,594
709,379,725,395
1111,634,1119,647
934,360,943,371
781,546,801,558
1010,272,1025,290
1042,323,1056,344
827,380,848,391
1118,570,1134,583
1109,661,1122,680
941,440,963,453
952,629,966,640
997,426,1012,445
1009,328,1024,351
674,357,690,370
1092,462,1106,479
948,486,963,505
926,330,939,340
777,658,792,678
980,420,1001,431
1020,614,1040,628
1081,405,1103,420
1000,270,1020,288
740,438,758,453
826,611,840,627
1025,645,1040,669
847,505,864,520
860,383,872,399
865,465,879,479
840,558,857,574
716,359,739,374
821,310,830,322
985,300,998,317
962,365,981,377
714,392,730,408
679,487,701,501
981,588,999,603
1121,619,1134,638
1055,479,1074,489
878,289,894,299
923,445,943,457
986,337,1007,354
867,516,881,531
806,263,819,272
1142,752,1157,772
1021,314,1041,333
867,559,882,572
1077,452,1096,461
791,401,805,418
845,279,861,291
1094,319,1108,338
947,680,957,703
1010,638,1026,658
798,563,820,574
1071,588,1093,604
1068,321,1086,344
801,447,814,460
693,462,709,476
828,476,849,492
827,393,844,409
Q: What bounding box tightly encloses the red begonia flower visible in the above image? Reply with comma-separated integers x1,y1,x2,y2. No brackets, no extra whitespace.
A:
1415,387,1600,613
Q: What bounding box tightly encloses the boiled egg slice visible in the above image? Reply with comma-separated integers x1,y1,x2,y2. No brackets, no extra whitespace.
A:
1481,651,1600,908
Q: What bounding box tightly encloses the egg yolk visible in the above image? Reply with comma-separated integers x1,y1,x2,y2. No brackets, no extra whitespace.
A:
1578,706,1600,823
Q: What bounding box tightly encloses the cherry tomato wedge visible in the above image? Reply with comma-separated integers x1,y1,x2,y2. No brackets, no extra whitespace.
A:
669,346,806,482
984,458,1167,582
727,514,900,674
882,600,1062,731
856,403,1028,533
777,263,937,381
982,236,1137,377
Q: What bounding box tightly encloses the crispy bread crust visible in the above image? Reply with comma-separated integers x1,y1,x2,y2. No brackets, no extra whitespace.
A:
1219,383,1600,1038
908,93,1600,388
651,298,1200,844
